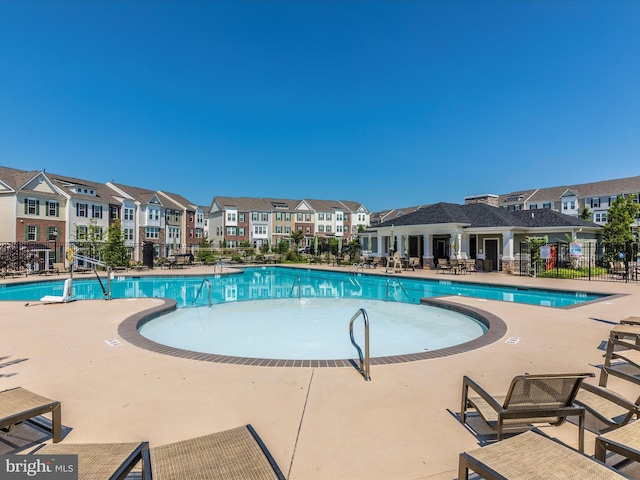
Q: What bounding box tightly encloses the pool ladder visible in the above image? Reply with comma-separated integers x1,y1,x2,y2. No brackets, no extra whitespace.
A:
385,278,410,302
290,276,301,299
349,308,371,381
193,279,212,307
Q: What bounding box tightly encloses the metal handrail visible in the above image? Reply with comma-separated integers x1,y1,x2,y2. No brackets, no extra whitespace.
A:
385,278,410,302
290,276,301,299
193,279,212,307
349,308,371,381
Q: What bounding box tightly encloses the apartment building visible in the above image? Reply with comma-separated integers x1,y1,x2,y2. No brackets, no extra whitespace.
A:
0,167,67,268
209,196,371,249
489,175,640,230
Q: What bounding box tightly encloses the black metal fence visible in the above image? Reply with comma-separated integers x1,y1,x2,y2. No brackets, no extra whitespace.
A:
517,240,640,282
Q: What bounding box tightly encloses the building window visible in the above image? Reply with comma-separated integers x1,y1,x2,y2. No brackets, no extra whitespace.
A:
318,225,324,232
27,225,38,241
124,208,134,221
145,227,159,239
514,205,521,211
227,213,236,222
318,213,324,220
77,203,88,217
275,212,282,221
326,213,332,220
562,201,575,211
262,213,268,222
543,202,551,209
238,227,245,236
326,225,332,233
195,229,203,238
124,228,134,241
92,205,103,219
284,226,291,234
594,212,607,223
590,198,601,208
284,213,291,221
276,226,283,234
529,204,538,210
305,226,311,234
26,198,38,215
297,213,303,221
76,225,88,240
148,209,159,221
226,226,237,236
47,201,59,217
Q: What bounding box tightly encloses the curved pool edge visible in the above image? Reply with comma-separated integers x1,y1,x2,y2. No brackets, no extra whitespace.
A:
118,297,508,367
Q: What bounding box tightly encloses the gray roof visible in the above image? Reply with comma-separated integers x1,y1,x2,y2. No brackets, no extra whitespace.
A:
109,182,160,205
500,175,640,204
48,172,115,201
376,202,599,229
0,166,42,191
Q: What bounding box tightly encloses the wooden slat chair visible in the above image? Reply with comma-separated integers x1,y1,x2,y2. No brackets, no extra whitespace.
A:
461,372,594,451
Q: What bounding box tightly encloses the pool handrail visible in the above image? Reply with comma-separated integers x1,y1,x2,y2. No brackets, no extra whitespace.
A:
193,279,212,307
349,308,371,381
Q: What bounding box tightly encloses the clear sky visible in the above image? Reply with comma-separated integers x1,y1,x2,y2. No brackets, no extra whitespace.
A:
1,1,638,212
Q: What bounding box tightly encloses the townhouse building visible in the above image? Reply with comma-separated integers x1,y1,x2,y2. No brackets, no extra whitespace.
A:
0,167,67,269
157,191,205,255
209,196,371,250
106,182,166,260
490,175,640,231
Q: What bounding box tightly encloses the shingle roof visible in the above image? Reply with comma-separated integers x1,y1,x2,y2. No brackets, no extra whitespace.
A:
48,172,115,201
0,166,42,191
109,182,160,204
376,202,600,229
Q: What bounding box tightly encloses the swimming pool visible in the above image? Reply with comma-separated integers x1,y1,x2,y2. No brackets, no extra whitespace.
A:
0,266,608,308
138,298,488,360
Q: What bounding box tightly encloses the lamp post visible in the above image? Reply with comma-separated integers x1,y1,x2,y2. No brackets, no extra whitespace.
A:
52,228,58,266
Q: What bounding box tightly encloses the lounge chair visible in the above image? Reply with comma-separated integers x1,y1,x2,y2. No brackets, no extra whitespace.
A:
459,430,630,480
142,424,286,480
40,278,72,303
33,441,148,480
0,387,62,443
595,418,640,467
574,382,640,433
598,338,640,387
460,372,594,451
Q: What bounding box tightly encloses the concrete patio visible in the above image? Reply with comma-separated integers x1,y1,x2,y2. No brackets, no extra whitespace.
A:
2,265,640,479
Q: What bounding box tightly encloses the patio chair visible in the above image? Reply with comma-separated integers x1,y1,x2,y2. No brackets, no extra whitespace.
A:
460,372,594,451
142,424,286,480
598,338,640,388
0,387,62,443
459,430,630,480
33,441,148,480
574,382,640,433
437,258,450,274
595,418,640,467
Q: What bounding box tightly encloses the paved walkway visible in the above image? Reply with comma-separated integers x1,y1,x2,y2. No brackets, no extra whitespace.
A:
2,264,640,479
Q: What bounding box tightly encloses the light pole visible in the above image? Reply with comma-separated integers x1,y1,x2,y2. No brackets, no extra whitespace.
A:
52,228,58,267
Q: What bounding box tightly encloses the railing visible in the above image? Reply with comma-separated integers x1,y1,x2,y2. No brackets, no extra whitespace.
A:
385,278,410,302
193,279,212,307
289,276,301,299
349,308,371,381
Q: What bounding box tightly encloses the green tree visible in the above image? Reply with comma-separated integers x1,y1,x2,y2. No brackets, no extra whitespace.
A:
602,194,640,264
579,206,592,221
290,229,305,250
260,241,270,255
74,218,104,260
195,236,214,264
526,235,548,276
276,239,289,258
103,220,129,267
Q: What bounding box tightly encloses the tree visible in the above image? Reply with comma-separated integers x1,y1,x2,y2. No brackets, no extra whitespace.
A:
602,194,640,264
276,239,289,259
290,229,305,250
195,236,214,264
74,218,104,260
103,220,129,267
579,206,592,221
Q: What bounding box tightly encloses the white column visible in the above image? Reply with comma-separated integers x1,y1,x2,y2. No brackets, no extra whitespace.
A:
502,231,515,260
423,233,433,259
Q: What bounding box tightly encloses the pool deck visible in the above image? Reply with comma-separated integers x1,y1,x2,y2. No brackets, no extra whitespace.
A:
2,264,640,479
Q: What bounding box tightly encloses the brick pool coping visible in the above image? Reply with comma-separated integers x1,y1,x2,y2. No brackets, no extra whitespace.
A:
118,297,507,367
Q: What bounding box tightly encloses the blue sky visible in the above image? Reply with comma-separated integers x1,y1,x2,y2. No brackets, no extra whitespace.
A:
1,1,639,212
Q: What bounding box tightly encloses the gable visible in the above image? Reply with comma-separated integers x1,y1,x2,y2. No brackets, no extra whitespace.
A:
22,173,60,196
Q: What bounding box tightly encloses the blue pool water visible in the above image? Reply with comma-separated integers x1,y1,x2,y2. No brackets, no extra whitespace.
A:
0,266,606,307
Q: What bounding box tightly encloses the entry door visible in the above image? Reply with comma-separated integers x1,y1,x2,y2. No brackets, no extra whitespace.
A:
485,239,499,271
435,239,447,259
